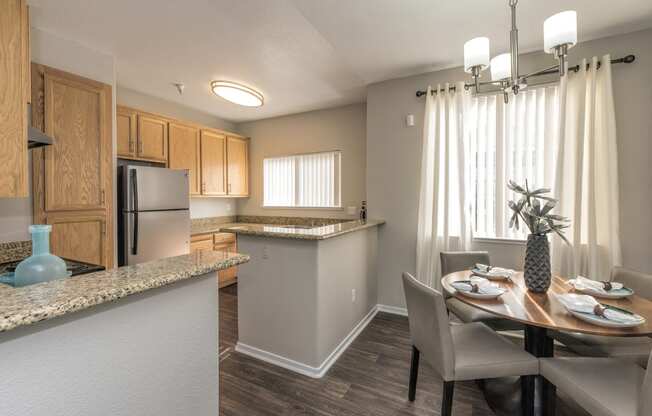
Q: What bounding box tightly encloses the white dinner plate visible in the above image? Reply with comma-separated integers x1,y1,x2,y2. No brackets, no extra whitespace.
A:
570,284,635,300
470,268,512,281
568,309,645,328
451,282,506,300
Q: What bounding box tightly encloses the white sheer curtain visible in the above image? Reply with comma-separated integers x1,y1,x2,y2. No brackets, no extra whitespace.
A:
551,55,622,280
416,83,472,289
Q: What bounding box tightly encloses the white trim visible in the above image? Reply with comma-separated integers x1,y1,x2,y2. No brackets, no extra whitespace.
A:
376,304,408,316
261,205,343,211
235,306,378,378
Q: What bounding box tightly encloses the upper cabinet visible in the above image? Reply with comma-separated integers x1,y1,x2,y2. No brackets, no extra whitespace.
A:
43,71,110,211
226,136,249,197
116,106,168,163
169,122,201,195
137,114,168,162
0,0,29,198
116,106,136,158
117,105,249,198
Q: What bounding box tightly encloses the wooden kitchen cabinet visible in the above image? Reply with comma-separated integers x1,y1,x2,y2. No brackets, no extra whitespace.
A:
0,0,30,198
190,234,214,253
43,71,110,212
116,106,137,158
200,130,227,196
226,136,249,197
32,64,114,269
137,113,168,162
169,122,201,195
47,214,106,266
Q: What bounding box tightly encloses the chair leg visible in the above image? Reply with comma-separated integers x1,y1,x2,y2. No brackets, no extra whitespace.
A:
521,375,535,416
408,345,420,401
441,381,455,416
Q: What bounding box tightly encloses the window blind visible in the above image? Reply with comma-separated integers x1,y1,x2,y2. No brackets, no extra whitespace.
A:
263,151,341,208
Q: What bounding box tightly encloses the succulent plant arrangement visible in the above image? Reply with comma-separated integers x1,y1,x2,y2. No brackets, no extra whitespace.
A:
507,179,570,244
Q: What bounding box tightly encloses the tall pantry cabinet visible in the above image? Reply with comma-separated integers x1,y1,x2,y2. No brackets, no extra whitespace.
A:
31,64,114,269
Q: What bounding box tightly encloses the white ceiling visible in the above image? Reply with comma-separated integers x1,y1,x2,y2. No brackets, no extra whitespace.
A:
28,0,652,122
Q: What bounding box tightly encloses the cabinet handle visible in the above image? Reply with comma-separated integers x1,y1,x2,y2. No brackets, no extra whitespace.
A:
101,189,105,205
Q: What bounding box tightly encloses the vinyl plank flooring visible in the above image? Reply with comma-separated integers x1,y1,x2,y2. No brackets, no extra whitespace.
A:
218,284,589,416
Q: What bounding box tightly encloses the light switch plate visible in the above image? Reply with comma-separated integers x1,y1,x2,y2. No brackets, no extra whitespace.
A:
346,206,357,215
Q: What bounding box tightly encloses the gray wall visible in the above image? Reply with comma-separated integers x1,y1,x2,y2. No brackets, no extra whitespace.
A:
236,104,367,219
367,29,652,308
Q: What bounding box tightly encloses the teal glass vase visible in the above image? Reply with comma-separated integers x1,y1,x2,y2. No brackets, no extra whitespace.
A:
14,225,69,287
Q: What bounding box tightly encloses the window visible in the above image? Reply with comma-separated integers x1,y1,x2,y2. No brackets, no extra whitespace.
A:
263,151,341,208
469,85,559,239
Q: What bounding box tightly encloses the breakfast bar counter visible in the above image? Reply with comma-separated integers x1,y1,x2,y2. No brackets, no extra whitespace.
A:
0,250,250,416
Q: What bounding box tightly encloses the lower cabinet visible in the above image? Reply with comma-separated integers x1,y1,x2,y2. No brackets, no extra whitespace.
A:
190,232,237,288
47,214,107,266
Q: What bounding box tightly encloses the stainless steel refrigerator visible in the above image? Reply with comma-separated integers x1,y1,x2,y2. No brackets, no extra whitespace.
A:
118,165,190,266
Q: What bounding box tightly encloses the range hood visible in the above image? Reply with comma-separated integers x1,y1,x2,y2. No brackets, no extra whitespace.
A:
27,104,54,148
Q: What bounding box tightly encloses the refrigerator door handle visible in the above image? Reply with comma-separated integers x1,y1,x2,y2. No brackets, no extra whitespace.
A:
131,169,139,255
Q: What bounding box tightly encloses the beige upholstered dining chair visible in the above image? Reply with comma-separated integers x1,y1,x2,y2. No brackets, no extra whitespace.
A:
540,352,652,416
440,251,523,331
401,272,539,416
551,267,652,367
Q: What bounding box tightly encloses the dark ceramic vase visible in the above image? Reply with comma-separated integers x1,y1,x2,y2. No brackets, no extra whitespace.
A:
523,233,551,293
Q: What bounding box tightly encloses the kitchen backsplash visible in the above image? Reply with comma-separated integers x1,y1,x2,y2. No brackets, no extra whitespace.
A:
0,241,31,263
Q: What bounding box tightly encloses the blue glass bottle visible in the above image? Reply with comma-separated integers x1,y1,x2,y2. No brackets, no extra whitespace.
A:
14,225,69,287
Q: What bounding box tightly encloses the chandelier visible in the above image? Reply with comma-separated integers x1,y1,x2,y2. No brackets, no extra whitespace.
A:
463,0,577,102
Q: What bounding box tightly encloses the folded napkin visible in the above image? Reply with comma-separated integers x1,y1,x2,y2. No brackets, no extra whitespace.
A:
451,277,504,296
474,264,515,279
556,293,641,324
570,276,624,293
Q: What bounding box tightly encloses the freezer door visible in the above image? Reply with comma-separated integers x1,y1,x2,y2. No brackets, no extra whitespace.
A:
125,166,189,211
126,210,190,265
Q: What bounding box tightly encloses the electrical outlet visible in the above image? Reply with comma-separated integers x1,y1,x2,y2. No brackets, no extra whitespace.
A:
351,289,357,303
262,245,269,260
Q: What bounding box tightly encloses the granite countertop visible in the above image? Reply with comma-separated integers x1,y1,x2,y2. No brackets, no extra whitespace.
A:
207,219,385,240
0,250,249,333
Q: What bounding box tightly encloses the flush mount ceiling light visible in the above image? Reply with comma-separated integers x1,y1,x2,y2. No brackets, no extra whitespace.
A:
210,81,264,107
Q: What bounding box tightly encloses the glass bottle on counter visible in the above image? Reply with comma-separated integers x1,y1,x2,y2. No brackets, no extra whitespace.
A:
14,225,69,287
360,201,367,223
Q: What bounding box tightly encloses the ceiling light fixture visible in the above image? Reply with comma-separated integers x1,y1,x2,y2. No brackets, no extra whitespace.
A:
463,0,577,103
210,81,264,107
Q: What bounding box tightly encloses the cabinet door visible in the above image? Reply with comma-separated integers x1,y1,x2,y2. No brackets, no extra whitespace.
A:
215,241,237,286
137,114,168,162
169,122,201,195
47,215,106,267
226,136,249,196
0,0,29,198
200,130,227,196
190,235,213,253
116,106,136,158
44,72,109,211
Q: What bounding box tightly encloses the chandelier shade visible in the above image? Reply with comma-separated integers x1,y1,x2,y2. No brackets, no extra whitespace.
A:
490,53,511,81
463,37,490,73
543,11,577,53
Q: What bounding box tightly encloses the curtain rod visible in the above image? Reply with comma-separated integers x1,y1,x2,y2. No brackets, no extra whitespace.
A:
415,54,635,97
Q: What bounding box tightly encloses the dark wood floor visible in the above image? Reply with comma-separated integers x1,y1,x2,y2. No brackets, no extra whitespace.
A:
218,284,588,416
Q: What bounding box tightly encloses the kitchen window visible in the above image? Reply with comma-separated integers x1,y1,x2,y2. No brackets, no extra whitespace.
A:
470,85,559,240
263,151,341,208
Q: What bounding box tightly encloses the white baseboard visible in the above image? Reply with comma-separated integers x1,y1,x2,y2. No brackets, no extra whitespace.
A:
235,305,379,379
376,304,408,316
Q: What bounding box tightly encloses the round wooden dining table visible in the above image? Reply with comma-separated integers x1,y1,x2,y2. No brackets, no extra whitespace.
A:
442,270,652,416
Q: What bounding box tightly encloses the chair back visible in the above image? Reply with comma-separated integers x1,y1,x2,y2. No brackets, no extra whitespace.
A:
612,267,652,300
440,251,490,276
402,272,455,381
640,352,652,415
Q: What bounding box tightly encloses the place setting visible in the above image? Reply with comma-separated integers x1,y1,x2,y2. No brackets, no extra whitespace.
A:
567,275,635,299
471,263,515,281
450,276,507,300
556,293,646,328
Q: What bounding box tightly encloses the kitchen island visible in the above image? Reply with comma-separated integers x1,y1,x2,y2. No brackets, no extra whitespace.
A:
0,250,249,416
225,219,384,378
